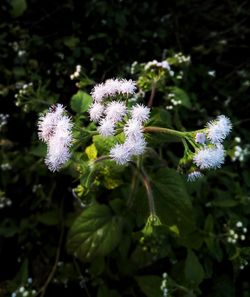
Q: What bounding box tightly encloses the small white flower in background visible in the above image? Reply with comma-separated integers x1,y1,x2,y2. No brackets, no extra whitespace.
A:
38,104,73,172
97,118,115,137
187,171,203,182
105,101,127,123
207,115,232,144
70,65,82,80
195,132,206,144
131,104,150,123
193,144,225,169
89,102,104,122
0,113,9,130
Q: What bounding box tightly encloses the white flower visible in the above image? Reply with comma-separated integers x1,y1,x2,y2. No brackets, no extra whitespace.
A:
89,103,104,122
207,115,232,144
45,117,73,172
131,104,150,123
195,132,206,144
38,104,65,143
110,143,131,165
236,221,243,228
193,145,225,169
187,171,203,182
104,79,122,95
124,135,146,156
91,83,106,102
97,118,115,136
120,79,136,95
38,104,73,172
161,61,171,71
124,119,143,139
105,101,127,123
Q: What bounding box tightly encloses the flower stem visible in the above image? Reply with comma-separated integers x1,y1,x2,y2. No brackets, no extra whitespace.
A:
143,126,187,138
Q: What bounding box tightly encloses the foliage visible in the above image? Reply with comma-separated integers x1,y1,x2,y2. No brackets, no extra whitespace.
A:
1,1,250,297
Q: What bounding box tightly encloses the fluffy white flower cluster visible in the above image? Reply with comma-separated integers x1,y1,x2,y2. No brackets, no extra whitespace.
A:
38,104,73,172
91,78,136,103
188,115,232,181
88,79,150,165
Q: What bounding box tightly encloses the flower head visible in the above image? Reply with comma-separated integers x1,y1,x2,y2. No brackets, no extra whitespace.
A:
187,171,203,182
193,145,225,169
38,104,73,172
97,118,115,136
89,102,104,122
207,115,232,144
120,79,136,95
105,101,127,123
110,143,131,165
195,132,206,144
91,83,106,103
131,104,150,123
124,118,143,139
38,104,65,143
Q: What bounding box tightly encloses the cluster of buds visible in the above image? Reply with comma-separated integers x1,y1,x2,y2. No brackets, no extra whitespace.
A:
0,193,12,209
11,278,36,297
70,65,82,80
89,78,150,165
38,104,73,171
231,137,249,162
0,113,9,130
160,273,169,297
227,221,247,244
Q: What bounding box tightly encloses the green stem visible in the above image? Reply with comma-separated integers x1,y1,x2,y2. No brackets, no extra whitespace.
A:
143,126,187,138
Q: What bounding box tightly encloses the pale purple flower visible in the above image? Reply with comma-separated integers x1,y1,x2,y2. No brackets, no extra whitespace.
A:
207,115,232,144
187,171,203,182
105,101,127,123
110,143,131,165
89,102,104,122
131,104,150,123
193,145,225,169
195,132,206,144
97,118,115,136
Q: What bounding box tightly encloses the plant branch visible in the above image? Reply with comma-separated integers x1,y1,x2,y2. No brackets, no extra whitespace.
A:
143,126,187,138
147,82,157,107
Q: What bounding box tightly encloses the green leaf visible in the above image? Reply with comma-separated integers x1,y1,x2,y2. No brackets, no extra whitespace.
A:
135,275,162,297
169,86,191,108
67,203,124,261
10,0,27,18
71,91,92,113
85,143,98,160
184,250,205,287
37,211,60,226
152,168,195,235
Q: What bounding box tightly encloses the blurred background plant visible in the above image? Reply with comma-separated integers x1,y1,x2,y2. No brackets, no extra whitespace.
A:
0,0,250,296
